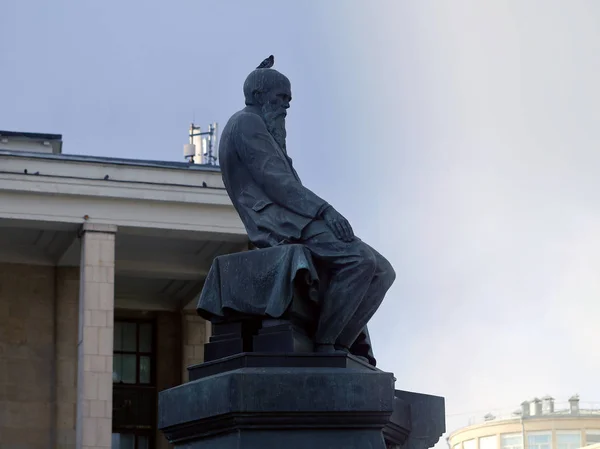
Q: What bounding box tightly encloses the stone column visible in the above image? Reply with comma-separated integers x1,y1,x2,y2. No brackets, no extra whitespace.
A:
76,223,117,449
181,313,207,383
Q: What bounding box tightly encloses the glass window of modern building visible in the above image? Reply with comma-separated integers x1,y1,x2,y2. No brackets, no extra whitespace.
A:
502,434,523,449
449,396,600,449
480,435,498,449
586,431,600,445
556,431,582,449
528,432,551,449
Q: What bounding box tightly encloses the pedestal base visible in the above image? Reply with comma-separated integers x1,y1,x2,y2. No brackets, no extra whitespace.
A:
159,355,395,449
165,428,388,449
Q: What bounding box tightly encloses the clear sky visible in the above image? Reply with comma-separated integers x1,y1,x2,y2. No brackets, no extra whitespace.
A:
3,0,600,442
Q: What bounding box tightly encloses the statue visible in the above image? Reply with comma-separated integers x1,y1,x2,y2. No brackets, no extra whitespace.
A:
159,56,446,449
216,55,396,363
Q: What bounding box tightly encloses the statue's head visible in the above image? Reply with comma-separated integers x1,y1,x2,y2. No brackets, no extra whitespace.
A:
243,56,291,150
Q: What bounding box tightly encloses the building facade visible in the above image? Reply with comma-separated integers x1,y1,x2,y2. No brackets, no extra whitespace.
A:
448,396,600,449
0,132,247,449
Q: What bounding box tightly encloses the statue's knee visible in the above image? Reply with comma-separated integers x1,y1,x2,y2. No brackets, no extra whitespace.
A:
386,263,396,286
357,246,378,274
380,258,396,287
362,251,395,287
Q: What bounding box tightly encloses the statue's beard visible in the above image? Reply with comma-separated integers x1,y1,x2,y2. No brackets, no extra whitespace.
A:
261,103,287,152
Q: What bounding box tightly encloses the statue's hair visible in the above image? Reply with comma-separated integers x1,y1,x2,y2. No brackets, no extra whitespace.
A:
243,68,290,106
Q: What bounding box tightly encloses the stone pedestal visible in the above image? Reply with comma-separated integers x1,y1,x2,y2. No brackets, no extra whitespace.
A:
158,353,396,449
166,246,446,449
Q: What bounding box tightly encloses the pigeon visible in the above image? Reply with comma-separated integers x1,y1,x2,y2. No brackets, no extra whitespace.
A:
104,175,109,180
24,169,27,174
256,55,274,69
202,181,208,188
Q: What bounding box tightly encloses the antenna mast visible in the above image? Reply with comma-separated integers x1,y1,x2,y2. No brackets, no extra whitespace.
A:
183,122,219,165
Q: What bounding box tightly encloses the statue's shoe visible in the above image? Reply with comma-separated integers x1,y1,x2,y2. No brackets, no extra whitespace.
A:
314,343,338,353
314,343,370,364
335,344,370,365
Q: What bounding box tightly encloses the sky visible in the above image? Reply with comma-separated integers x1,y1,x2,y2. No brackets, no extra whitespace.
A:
3,0,600,443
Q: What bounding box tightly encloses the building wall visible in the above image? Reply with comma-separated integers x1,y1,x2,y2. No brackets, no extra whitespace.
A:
181,313,207,383
449,417,600,449
0,263,58,449
0,139,57,154
156,311,183,449
0,262,208,449
55,267,80,449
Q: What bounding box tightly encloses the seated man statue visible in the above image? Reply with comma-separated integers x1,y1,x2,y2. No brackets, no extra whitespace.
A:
217,55,396,362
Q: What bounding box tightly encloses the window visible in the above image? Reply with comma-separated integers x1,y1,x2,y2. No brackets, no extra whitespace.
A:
113,321,154,385
528,433,551,449
112,320,156,449
464,439,476,449
112,433,149,449
501,434,523,449
454,444,462,449
557,432,582,449
480,435,498,449
586,431,600,446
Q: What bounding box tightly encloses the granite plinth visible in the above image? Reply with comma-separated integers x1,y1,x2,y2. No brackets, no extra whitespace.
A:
159,355,396,449
392,390,446,449
188,351,374,381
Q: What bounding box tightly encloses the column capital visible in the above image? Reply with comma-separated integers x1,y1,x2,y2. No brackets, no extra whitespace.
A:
78,222,118,236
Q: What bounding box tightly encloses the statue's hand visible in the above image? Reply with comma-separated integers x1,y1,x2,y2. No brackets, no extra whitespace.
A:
321,206,355,242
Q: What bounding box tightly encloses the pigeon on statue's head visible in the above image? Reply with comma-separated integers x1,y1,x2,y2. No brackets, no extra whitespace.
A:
256,55,274,69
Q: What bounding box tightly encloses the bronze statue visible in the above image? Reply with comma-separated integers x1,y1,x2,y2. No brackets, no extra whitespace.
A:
216,56,396,361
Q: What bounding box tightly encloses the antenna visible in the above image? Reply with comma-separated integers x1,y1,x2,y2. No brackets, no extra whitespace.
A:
183,121,219,165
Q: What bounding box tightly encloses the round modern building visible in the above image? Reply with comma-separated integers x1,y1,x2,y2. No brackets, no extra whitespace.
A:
448,397,600,449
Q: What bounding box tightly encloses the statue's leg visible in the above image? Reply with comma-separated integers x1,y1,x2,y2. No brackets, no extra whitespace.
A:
347,327,376,365
336,245,396,350
300,222,378,348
